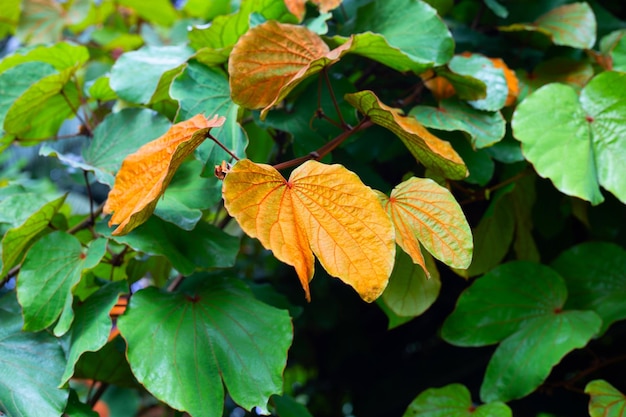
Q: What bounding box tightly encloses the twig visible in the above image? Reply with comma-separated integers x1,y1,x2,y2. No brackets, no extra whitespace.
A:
323,68,348,128
83,170,95,225
207,132,240,161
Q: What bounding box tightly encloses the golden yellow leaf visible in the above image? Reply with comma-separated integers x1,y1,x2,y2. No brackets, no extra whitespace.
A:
380,177,473,271
104,114,225,235
222,159,395,302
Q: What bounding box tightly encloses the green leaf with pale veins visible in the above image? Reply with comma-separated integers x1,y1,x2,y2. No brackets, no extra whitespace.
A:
117,278,293,416
585,380,626,417
0,293,68,417
60,281,128,385
16,232,106,333
448,54,508,111
410,98,506,148
0,42,89,74
512,71,626,205
403,383,512,417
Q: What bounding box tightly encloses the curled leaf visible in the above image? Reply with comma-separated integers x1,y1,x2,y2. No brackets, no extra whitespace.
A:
222,159,395,302
104,114,225,235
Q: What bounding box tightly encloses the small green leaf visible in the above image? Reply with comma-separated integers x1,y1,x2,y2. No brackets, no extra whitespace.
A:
118,0,178,26
109,45,194,104
17,231,105,333
117,278,292,416
485,0,508,18
87,76,117,101
60,281,128,385
0,42,89,74
0,0,19,38
73,337,137,387
449,54,508,111
0,293,69,416
403,383,512,417
552,242,626,334
410,98,506,148
585,380,626,417
64,389,99,417
601,30,626,72
435,66,487,101
273,394,314,417
534,2,596,49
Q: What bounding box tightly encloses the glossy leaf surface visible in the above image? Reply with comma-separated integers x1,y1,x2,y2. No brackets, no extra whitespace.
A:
586,380,626,417
448,54,508,111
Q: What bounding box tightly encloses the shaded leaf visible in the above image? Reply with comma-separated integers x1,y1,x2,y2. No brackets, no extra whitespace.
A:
510,175,539,262
448,54,508,111
229,20,351,118
485,0,508,19
518,57,594,95
585,380,626,417
403,383,512,417
381,177,472,270
273,393,315,417
552,242,626,334
103,114,225,235
73,337,137,388
433,67,487,101
345,90,467,180
117,278,292,416
410,98,506,149
512,71,626,205
223,159,395,302
17,232,106,333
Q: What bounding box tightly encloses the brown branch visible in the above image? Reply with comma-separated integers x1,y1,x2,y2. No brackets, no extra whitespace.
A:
206,132,240,161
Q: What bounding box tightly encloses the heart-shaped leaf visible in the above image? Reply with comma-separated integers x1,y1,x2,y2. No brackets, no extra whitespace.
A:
585,380,626,417
512,71,626,205
104,114,225,235
117,278,292,416
345,90,467,180
222,159,395,302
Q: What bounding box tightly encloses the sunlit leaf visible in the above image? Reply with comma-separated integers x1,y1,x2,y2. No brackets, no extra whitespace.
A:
222,159,395,302
229,20,352,118
345,90,467,180
586,380,626,417
449,54,508,111
403,383,512,417
118,0,177,26
117,278,292,416
104,114,225,235
600,29,626,72
15,0,64,43
381,177,472,270
0,0,20,38
0,42,89,73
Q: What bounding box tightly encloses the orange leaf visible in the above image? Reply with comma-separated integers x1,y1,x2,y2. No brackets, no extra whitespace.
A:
380,177,473,271
104,114,225,235
229,20,352,119
284,0,306,21
490,57,519,106
311,0,343,13
421,69,456,101
222,159,395,302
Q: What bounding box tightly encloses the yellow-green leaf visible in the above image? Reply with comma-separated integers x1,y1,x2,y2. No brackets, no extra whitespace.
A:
222,159,395,302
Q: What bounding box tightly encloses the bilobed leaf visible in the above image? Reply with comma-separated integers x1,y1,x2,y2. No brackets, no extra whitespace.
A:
403,383,512,417
229,20,352,118
16,231,106,333
448,54,508,111
117,278,292,416
381,177,472,270
512,71,626,205
345,90,467,180
222,159,395,302
0,293,68,417
585,380,626,417
552,242,626,334
410,98,506,149
104,114,225,235
60,281,128,385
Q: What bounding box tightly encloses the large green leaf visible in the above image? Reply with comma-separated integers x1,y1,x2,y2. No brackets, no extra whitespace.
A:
552,242,626,334
60,281,128,385
512,71,626,205
448,54,508,111
16,232,106,333
403,383,511,417
585,380,626,417
332,0,453,73
0,195,66,278
109,45,194,104
0,42,89,74
117,278,293,416
98,217,240,275
345,90,467,179
0,293,68,416
480,310,601,402
410,98,506,148
443,261,567,346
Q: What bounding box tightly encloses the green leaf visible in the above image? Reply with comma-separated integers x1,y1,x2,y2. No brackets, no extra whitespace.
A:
15,0,64,43
443,261,568,346
118,0,177,26
0,292,68,416
109,45,194,104
98,217,240,275
334,0,453,73
0,0,20,38
512,71,626,205
447,134,494,186
64,389,99,417
585,380,626,417
403,383,512,417
117,278,293,416
60,281,128,385
435,66,487,101
16,231,106,333
448,54,508,111
273,394,314,417
601,30,626,72
552,242,626,334
73,337,137,387
0,194,66,278
381,249,441,318
0,42,89,74
345,90,467,180
485,0,508,18
510,176,540,262
87,76,117,101
518,57,593,94
410,98,506,148
480,309,601,402
154,159,222,230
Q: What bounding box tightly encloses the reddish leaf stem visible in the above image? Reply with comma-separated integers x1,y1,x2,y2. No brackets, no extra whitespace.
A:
323,68,348,129
60,87,92,136
207,132,240,161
